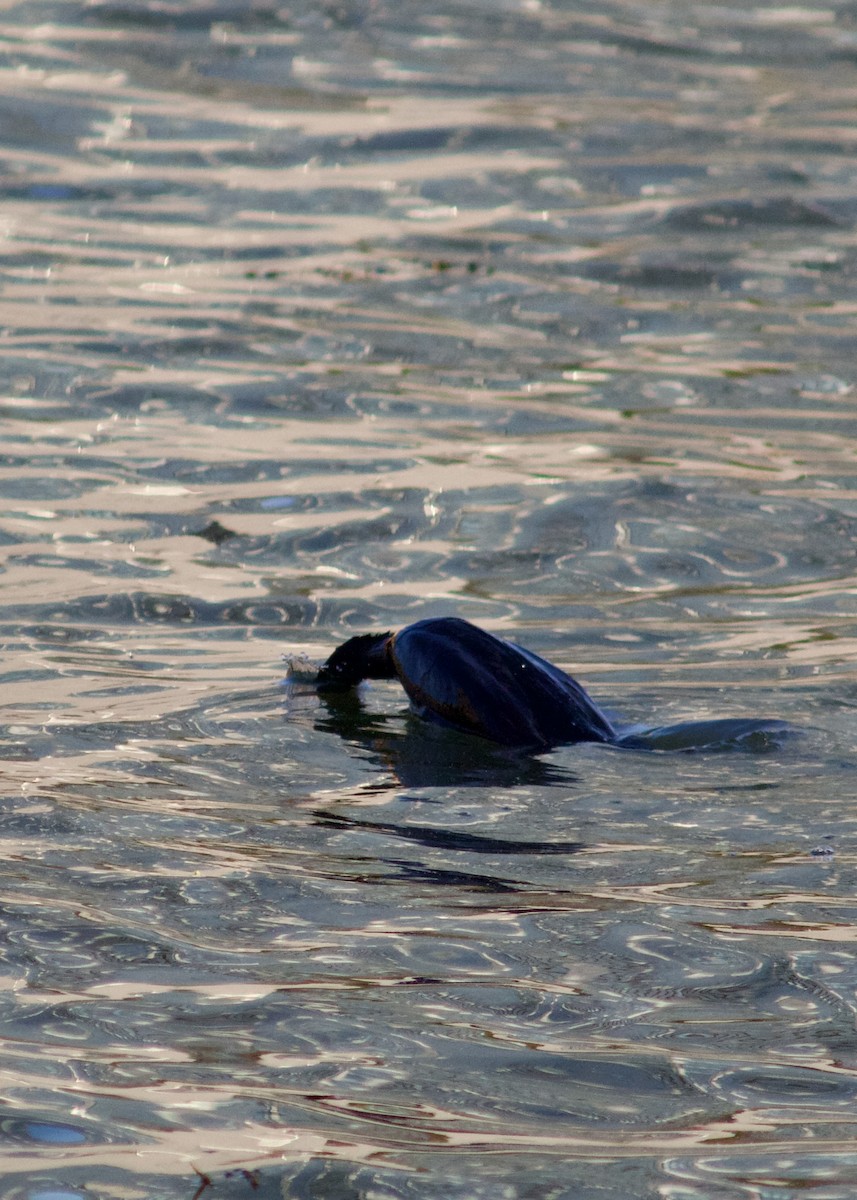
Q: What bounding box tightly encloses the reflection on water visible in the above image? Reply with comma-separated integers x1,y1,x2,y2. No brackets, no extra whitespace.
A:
0,0,856,1197
315,685,583,787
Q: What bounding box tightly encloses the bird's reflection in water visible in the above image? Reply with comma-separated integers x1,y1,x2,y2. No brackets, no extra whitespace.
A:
315,688,581,790
313,692,587,890
313,808,585,857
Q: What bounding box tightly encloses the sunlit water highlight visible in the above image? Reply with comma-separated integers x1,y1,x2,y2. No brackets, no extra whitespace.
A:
0,2,856,1198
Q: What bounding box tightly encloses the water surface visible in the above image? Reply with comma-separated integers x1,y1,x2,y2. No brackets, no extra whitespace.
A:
1,2,857,1198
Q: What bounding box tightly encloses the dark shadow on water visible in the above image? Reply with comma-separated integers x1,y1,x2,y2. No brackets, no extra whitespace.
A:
312,809,586,856
384,859,524,891
315,690,580,788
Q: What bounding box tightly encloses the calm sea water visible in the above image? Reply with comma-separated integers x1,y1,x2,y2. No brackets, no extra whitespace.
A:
1,2,857,1198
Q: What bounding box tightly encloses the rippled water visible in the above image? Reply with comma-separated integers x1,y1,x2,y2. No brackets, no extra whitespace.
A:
2,2,857,1197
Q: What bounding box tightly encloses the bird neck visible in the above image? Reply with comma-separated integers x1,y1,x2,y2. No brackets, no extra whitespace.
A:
363,634,396,680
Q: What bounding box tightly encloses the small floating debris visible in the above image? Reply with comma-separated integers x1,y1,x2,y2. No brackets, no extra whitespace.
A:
809,845,835,858
191,519,238,545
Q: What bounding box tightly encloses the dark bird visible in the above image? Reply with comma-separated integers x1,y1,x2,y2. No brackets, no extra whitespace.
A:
316,616,615,751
